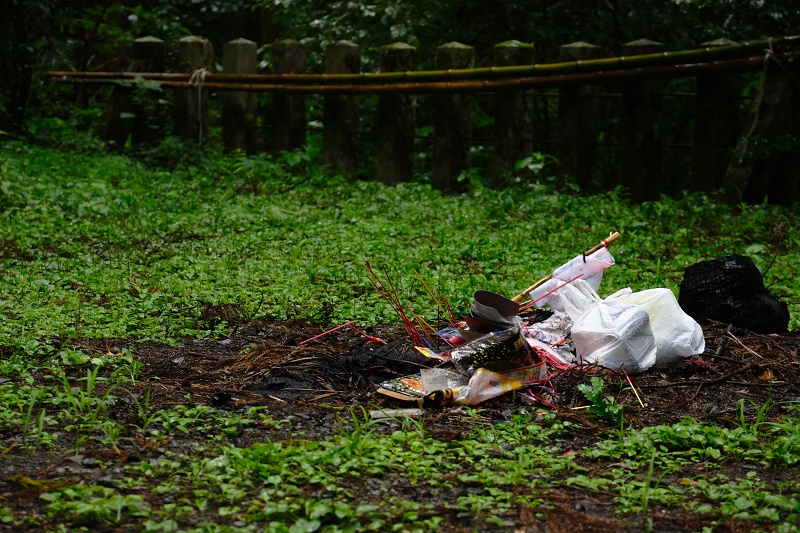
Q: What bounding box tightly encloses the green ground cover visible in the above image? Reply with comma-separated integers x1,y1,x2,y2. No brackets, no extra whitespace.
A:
1,142,797,353
0,142,798,531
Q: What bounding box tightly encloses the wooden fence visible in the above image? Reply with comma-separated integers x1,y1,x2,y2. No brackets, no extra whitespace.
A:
49,35,800,204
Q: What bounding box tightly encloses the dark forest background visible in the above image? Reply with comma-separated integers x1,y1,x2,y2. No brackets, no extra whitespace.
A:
3,0,799,133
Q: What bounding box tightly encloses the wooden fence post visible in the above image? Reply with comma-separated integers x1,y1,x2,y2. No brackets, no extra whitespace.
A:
323,40,361,176
493,40,535,187
222,38,258,154
556,41,600,190
432,42,475,192
722,55,800,204
377,42,418,185
102,36,165,148
173,36,213,143
691,38,744,192
620,38,664,201
271,39,307,155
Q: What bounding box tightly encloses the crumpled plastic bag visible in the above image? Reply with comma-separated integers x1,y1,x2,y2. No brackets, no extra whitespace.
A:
604,287,705,366
559,279,657,373
425,364,547,406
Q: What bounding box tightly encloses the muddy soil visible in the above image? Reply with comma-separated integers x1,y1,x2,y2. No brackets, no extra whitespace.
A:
1,320,799,532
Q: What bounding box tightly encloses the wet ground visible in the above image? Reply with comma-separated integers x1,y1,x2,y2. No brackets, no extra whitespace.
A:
1,319,799,532
128,319,800,429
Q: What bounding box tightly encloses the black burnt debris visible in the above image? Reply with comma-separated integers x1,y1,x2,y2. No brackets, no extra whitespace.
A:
117,319,800,425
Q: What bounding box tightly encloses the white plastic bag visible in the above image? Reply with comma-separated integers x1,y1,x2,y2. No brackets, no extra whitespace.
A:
559,279,657,373
604,288,705,366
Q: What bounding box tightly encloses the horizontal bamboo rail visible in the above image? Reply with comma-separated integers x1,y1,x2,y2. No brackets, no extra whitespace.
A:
48,35,798,88
49,53,794,94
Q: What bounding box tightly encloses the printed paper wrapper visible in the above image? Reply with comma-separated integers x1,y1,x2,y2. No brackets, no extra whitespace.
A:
415,326,530,376
376,361,547,407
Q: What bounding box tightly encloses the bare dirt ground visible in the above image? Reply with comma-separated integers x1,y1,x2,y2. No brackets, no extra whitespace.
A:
1,319,799,532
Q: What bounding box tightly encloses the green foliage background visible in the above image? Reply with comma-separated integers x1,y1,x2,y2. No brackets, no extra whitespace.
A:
3,0,800,132
1,142,797,357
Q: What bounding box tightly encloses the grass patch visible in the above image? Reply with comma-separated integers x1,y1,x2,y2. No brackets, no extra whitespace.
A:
0,141,799,531
2,142,797,357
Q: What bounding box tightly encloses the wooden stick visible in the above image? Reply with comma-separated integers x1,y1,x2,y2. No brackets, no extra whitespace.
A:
511,232,621,303
686,362,756,402
726,329,764,359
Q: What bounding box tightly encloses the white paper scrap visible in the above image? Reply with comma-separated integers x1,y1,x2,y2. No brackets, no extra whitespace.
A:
420,368,450,392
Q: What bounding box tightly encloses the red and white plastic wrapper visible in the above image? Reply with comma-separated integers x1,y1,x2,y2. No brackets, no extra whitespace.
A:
448,363,547,405
526,337,574,368
529,247,615,311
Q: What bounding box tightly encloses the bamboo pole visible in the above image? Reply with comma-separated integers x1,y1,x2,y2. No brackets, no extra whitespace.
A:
46,35,800,86
510,232,621,303
50,53,794,94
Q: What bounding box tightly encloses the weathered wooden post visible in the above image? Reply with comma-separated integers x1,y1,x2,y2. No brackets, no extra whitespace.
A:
323,41,361,176
222,38,258,154
493,40,535,187
620,38,664,201
173,36,213,143
377,42,418,185
432,42,475,192
722,53,800,204
271,39,308,155
102,36,165,148
691,38,743,192
556,41,600,190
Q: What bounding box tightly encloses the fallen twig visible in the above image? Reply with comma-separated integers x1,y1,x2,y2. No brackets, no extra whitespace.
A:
726,329,764,359
686,362,757,403
702,352,750,365
0,437,19,457
310,392,339,401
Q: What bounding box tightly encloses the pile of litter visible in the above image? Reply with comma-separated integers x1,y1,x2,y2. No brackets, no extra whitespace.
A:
125,236,796,416
235,232,792,413
333,233,677,407
293,232,786,409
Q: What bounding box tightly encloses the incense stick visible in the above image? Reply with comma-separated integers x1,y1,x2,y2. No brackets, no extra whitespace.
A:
625,372,645,408
511,232,621,303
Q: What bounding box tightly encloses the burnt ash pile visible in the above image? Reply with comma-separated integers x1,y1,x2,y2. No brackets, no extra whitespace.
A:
251,338,428,402
104,317,800,430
